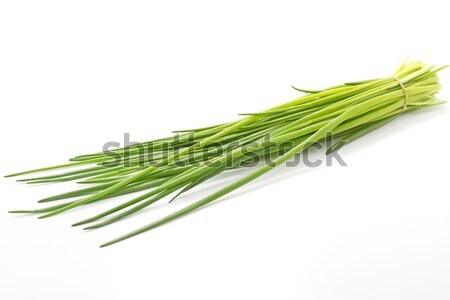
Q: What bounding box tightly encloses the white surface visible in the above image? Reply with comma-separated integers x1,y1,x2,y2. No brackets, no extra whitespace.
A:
1,1,449,299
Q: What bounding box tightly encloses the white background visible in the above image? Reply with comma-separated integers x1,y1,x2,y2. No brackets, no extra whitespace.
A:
1,1,449,299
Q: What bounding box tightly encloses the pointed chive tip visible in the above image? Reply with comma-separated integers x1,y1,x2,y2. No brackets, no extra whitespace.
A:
99,236,126,248
99,238,123,247
72,220,90,227
100,241,113,248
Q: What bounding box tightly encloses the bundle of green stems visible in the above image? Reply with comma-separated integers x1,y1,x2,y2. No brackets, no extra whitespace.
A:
7,60,445,247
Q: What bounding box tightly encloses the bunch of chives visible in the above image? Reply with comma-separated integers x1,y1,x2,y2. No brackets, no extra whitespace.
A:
6,60,446,247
